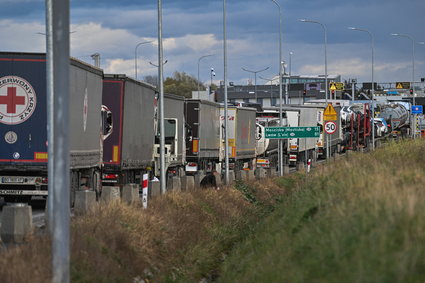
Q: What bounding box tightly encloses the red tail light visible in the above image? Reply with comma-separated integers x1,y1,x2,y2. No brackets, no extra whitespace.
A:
103,174,118,180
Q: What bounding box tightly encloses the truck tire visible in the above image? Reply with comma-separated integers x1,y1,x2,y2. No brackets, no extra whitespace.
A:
91,169,101,201
70,171,80,207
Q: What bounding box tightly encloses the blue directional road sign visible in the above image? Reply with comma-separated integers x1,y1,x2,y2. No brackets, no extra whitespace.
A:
411,105,423,114
265,126,320,139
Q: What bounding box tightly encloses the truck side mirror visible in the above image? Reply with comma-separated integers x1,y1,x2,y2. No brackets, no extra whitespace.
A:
101,105,113,140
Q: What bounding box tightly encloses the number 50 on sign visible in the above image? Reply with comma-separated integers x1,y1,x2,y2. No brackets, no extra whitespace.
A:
324,121,337,134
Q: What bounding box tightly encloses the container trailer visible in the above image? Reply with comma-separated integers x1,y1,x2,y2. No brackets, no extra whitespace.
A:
0,52,103,202
102,74,156,186
154,93,186,178
220,106,257,170
184,99,221,174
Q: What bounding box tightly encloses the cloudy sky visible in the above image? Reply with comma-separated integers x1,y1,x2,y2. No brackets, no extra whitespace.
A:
1,0,424,86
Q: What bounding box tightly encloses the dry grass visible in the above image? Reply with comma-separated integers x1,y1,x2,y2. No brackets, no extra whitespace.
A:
0,178,286,282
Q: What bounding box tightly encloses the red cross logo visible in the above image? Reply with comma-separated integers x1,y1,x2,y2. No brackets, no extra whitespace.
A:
0,76,37,125
0,87,26,114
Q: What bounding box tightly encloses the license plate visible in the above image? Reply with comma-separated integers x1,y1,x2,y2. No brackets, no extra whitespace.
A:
2,177,24,183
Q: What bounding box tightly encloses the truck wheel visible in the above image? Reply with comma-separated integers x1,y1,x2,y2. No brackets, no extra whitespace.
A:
70,171,80,207
91,170,101,201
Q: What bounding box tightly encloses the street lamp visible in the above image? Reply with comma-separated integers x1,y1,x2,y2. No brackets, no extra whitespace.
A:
288,51,293,100
223,0,229,184
391,33,416,138
149,60,168,67
259,76,275,105
135,41,153,80
270,0,283,176
158,0,166,194
91,53,100,67
197,54,214,97
210,67,216,93
299,18,330,159
149,60,168,83
348,27,375,150
289,51,293,77
299,19,328,103
241,66,269,102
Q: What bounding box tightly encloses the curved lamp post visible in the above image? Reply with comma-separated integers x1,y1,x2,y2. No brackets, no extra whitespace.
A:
135,41,153,80
349,27,375,150
270,0,284,176
299,18,330,159
259,76,275,104
241,66,270,101
197,54,214,97
391,33,416,138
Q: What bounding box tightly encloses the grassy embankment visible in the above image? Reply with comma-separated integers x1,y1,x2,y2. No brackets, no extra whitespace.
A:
1,139,424,282
219,139,425,282
0,176,285,282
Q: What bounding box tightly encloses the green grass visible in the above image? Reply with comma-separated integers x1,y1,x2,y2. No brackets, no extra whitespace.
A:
218,139,425,283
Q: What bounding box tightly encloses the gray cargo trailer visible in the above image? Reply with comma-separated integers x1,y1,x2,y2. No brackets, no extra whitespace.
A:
69,58,104,196
220,106,257,170
154,93,186,177
102,74,156,185
184,99,220,174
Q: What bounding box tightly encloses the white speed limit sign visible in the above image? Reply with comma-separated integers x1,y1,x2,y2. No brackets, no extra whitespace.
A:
324,121,337,134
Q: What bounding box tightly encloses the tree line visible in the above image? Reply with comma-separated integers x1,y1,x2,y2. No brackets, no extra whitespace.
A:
144,71,217,98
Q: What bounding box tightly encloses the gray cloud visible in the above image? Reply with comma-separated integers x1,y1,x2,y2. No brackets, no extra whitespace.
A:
0,0,424,85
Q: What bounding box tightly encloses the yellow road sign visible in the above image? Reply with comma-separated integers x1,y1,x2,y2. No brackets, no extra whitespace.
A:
324,103,337,121
329,82,344,91
396,82,410,89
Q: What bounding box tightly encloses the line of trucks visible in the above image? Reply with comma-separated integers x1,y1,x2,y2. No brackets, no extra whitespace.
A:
0,52,410,203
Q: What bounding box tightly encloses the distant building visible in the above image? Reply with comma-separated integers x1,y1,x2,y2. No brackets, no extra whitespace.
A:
215,74,341,106
191,86,216,102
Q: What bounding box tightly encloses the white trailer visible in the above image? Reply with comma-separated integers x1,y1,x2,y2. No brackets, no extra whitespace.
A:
288,104,343,158
283,107,318,165
220,106,257,170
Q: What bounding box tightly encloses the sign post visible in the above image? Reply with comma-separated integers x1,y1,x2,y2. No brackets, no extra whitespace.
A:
323,103,337,159
412,105,423,137
324,121,337,134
